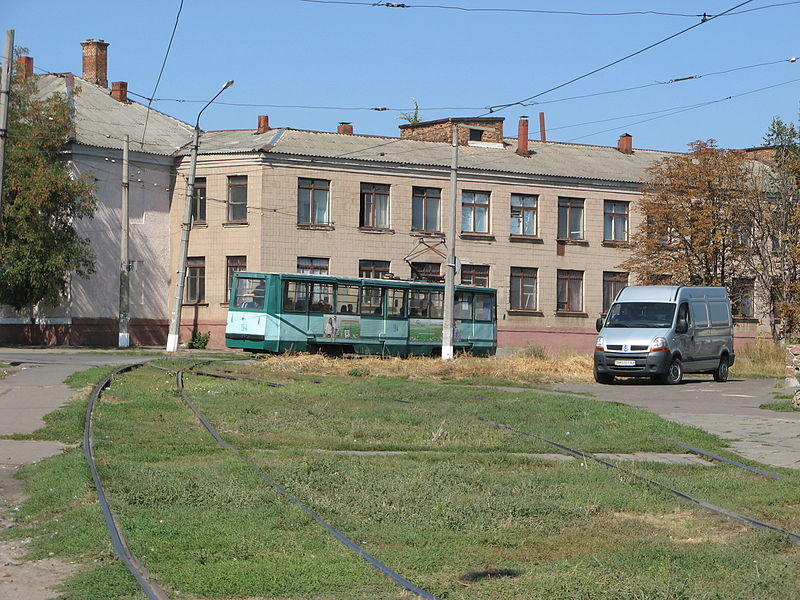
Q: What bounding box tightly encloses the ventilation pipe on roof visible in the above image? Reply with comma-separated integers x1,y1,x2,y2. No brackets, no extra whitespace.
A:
617,133,633,154
17,56,33,79
80,39,109,88
257,115,270,133
539,111,547,142
516,116,529,157
337,122,354,135
111,81,128,103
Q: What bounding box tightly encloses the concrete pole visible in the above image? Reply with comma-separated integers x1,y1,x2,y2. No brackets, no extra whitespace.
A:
118,134,130,348
165,80,233,352
442,122,458,360
166,125,199,352
0,29,15,218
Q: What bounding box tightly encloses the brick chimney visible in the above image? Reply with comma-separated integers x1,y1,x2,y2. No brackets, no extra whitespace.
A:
337,122,354,135
16,56,33,79
516,116,529,156
257,115,270,133
539,111,547,142
81,39,109,88
617,133,633,154
111,81,128,103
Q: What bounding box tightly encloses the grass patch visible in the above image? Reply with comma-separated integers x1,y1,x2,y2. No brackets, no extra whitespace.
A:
6,360,800,599
732,338,787,379
759,401,797,412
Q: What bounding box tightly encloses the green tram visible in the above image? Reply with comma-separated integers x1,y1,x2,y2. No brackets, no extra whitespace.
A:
225,272,497,356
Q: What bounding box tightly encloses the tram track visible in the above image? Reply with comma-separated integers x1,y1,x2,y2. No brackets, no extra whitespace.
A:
83,361,798,599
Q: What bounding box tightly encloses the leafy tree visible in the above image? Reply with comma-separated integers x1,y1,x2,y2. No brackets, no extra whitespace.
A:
0,54,96,312
621,140,753,287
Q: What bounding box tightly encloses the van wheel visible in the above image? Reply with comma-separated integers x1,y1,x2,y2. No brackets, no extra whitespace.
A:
594,370,615,384
660,358,683,385
713,356,729,382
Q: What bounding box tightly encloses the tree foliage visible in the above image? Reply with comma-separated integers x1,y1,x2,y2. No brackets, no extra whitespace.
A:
0,59,96,312
620,140,752,287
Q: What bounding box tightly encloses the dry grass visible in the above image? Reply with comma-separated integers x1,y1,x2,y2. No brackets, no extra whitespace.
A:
253,345,594,384
732,337,786,379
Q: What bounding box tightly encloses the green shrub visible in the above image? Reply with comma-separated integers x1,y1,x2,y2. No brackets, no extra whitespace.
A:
188,330,211,349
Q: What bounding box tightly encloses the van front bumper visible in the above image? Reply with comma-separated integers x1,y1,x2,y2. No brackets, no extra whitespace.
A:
594,350,672,377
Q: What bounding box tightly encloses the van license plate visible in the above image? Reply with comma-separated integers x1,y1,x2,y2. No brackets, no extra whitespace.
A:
614,360,636,367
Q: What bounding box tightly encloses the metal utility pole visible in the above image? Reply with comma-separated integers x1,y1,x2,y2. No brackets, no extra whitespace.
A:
442,123,459,360
118,135,130,348
0,29,15,218
166,80,233,352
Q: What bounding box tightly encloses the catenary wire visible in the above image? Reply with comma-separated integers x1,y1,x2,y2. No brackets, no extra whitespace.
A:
139,0,184,149
480,0,758,116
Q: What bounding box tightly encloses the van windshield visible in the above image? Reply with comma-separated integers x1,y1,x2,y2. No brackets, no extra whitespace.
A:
605,302,675,328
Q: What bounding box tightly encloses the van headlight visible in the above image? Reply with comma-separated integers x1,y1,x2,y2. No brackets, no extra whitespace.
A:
595,336,606,351
649,337,669,352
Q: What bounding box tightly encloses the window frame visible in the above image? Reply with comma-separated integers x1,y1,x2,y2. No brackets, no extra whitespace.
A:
602,271,628,314
185,256,205,304
359,259,390,280
191,177,206,224
510,267,538,311
557,197,585,240
410,262,442,282
556,269,584,313
411,186,441,233
731,277,755,318
226,176,248,223
359,183,390,229
461,190,490,234
225,256,247,302
603,200,629,242
510,194,537,237
297,256,330,275
297,178,331,226
461,264,489,287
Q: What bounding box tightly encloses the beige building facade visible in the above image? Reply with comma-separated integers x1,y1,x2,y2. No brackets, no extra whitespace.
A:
169,117,707,352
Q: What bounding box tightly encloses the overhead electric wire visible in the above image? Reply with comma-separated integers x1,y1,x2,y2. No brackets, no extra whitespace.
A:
139,0,184,148
481,0,758,116
294,0,799,18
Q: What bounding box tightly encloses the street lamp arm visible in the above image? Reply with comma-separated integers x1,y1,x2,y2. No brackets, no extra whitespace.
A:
195,80,234,129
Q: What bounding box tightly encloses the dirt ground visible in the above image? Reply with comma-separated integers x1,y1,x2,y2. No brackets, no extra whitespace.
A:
0,463,79,600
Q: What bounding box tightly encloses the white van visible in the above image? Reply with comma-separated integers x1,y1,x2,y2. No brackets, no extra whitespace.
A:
594,286,735,385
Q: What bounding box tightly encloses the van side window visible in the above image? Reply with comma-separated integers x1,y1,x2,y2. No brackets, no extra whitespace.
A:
691,301,709,327
708,301,730,326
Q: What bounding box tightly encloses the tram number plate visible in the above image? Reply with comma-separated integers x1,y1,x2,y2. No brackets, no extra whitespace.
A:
614,360,636,367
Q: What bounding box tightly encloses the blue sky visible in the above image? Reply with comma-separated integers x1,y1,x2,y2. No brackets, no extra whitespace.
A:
5,0,800,152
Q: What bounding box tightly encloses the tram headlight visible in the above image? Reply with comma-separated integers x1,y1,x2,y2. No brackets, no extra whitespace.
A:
595,336,606,351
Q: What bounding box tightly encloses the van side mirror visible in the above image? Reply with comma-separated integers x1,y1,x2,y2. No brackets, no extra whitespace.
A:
676,318,688,334
595,317,604,332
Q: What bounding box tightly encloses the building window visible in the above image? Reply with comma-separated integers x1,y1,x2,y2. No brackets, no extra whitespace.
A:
461,191,490,234
410,262,441,282
731,278,755,318
411,187,441,232
557,269,583,312
226,256,246,302
510,267,537,310
558,197,584,240
604,200,629,242
469,128,483,142
191,177,206,223
461,264,489,287
510,194,537,236
297,257,329,275
185,257,205,303
359,259,390,279
298,178,330,225
227,176,247,222
360,183,390,229
603,271,628,313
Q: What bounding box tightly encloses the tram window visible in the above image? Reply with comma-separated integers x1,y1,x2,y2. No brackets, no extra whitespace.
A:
475,293,493,321
387,288,406,318
409,290,429,318
309,283,333,313
283,281,308,313
337,285,359,314
454,292,473,320
361,286,384,316
234,278,266,310
430,291,444,319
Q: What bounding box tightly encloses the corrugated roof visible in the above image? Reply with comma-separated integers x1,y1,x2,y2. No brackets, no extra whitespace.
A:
189,128,677,184
36,74,193,156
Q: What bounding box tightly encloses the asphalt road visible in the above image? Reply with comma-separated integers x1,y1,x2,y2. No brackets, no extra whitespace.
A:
556,376,800,469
